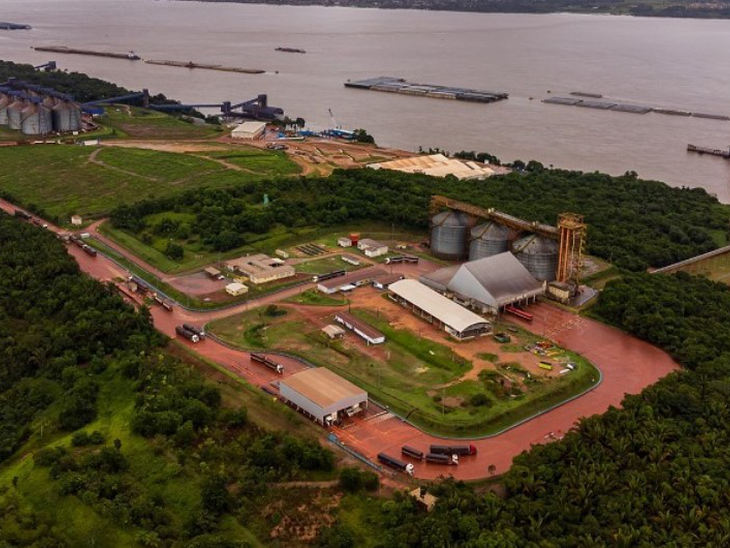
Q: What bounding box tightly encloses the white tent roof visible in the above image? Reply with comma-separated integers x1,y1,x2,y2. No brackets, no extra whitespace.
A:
232,121,266,134
389,279,489,333
422,252,544,308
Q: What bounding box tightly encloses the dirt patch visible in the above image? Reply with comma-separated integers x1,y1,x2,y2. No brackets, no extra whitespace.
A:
442,396,463,408
266,489,342,543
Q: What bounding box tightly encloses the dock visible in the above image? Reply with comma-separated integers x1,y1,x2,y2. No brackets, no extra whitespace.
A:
687,144,730,158
145,60,264,74
345,76,508,104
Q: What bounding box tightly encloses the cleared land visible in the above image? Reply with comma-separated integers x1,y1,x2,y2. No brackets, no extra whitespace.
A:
98,106,223,140
207,289,599,437
0,143,298,220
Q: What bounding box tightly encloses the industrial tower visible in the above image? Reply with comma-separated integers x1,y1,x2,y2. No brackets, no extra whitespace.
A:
556,213,586,287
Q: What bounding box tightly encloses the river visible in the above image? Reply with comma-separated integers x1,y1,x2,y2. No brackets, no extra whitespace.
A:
2,0,730,200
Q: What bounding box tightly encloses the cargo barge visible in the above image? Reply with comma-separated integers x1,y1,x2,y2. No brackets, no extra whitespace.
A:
276,47,306,54
0,22,32,30
687,144,730,158
345,76,508,104
570,91,603,98
544,96,727,120
145,60,264,74
33,46,140,60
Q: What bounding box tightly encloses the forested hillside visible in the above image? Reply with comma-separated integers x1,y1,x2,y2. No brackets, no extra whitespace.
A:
110,167,729,270
0,213,350,546
367,272,730,545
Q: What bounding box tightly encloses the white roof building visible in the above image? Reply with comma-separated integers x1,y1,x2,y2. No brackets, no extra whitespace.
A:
388,279,491,340
231,121,266,140
421,252,545,314
225,282,248,296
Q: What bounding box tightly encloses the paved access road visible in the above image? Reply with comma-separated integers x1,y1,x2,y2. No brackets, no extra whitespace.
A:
1,199,679,481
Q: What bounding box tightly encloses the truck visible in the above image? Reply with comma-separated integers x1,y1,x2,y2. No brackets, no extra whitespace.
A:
378,453,415,476
401,445,424,460
385,255,419,265
312,269,346,283
426,453,458,465
430,444,477,456
250,352,284,374
81,245,97,257
175,325,200,343
183,324,205,339
154,294,173,311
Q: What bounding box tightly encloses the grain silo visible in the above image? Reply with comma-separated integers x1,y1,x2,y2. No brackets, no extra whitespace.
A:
512,234,559,281
20,102,53,135
7,96,26,129
469,221,511,261
0,91,10,126
430,210,470,260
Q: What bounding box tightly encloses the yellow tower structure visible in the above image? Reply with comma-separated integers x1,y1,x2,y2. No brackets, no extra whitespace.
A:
556,213,587,286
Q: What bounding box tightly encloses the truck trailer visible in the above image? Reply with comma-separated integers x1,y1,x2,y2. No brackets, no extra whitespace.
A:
426,453,458,465
378,453,415,475
250,352,284,374
175,325,200,343
183,324,205,339
430,444,477,456
401,446,424,460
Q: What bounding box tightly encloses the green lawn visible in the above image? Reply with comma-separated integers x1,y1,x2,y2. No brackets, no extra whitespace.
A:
97,106,223,140
0,143,298,222
284,289,349,306
294,255,365,275
207,306,600,437
199,148,301,177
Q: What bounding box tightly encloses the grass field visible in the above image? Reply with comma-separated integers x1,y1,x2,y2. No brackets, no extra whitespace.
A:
0,144,299,221
97,106,223,140
284,289,349,306
206,304,600,437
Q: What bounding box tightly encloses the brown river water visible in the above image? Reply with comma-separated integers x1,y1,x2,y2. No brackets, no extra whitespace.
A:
2,0,730,200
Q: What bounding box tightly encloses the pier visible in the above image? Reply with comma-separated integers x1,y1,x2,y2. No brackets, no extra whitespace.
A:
687,144,730,159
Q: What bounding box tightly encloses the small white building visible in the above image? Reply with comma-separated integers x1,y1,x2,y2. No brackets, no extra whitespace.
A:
70,215,83,226
231,121,266,140
358,238,388,258
225,282,249,296
337,237,352,248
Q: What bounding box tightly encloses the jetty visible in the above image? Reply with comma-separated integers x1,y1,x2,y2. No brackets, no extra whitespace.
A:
687,144,730,159
145,60,264,74
33,46,140,60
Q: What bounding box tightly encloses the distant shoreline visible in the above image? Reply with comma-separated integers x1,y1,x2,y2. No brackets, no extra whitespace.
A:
175,0,730,21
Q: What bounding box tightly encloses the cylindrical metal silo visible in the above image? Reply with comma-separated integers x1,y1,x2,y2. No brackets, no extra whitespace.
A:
68,102,82,132
52,100,71,132
512,234,559,281
430,210,470,260
21,103,53,135
7,97,26,130
0,92,10,126
469,221,511,260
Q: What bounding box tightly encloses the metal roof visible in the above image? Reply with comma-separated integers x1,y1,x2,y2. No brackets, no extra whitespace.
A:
318,266,387,290
389,279,489,333
280,367,366,408
421,252,544,308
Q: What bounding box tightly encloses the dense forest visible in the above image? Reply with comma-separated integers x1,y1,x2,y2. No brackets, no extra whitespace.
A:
0,213,347,546
183,0,730,19
110,167,729,270
362,272,730,545
0,60,177,106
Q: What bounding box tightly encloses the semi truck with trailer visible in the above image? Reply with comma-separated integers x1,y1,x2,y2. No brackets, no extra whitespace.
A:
430,444,477,456
183,324,205,339
175,325,200,343
378,453,415,475
250,352,284,374
426,453,458,465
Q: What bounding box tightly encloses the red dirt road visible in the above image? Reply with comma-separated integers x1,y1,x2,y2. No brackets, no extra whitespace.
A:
1,199,680,481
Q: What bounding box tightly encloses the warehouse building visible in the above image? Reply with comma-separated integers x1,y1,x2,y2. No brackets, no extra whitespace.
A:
279,367,368,425
225,253,295,284
420,252,545,314
317,267,386,294
357,238,388,258
231,121,266,139
334,311,385,345
389,279,491,340
372,273,404,290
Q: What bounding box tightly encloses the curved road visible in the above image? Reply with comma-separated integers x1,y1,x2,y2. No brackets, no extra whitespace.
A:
1,199,679,480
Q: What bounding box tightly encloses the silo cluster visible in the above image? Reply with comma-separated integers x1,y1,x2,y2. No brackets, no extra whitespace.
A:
0,80,82,135
431,208,561,281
